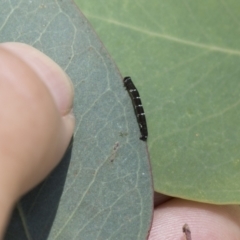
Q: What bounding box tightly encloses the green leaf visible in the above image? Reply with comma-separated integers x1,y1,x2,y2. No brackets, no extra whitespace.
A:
76,0,240,204
0,0,152,239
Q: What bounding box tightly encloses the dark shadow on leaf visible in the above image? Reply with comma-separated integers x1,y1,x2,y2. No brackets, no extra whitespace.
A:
5,138,73,240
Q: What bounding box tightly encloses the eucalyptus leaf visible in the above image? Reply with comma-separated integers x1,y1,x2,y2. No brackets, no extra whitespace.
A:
0,0,152,239
76,0,240,204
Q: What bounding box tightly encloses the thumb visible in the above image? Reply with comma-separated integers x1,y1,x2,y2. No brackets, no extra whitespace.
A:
0,42,75,200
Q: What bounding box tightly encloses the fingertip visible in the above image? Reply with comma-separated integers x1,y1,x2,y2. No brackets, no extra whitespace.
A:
0,42,74,117
149,199,240,239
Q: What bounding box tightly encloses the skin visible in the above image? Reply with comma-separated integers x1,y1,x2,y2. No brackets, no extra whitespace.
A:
149,194,240,239
0,43,240,239
0,42,74,238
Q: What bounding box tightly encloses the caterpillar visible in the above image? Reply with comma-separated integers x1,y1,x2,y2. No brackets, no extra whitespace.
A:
123,76,148,141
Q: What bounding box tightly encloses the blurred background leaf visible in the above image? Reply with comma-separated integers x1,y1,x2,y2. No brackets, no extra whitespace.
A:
76,0,240,204
0,0,152,239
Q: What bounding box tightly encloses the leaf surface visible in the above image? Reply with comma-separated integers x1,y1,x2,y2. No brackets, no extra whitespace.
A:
0,1,152,239
76,0,240,203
